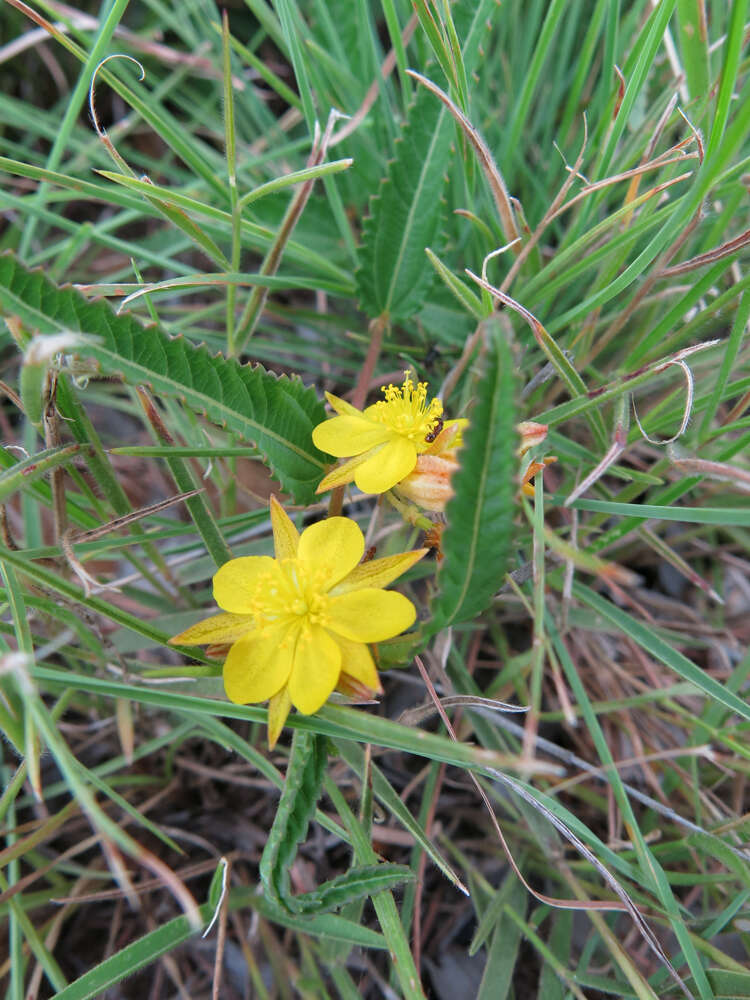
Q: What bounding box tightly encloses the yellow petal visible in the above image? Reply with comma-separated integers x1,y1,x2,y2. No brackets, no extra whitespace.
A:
336,636,381,693
213,556,279,614
327,589,416,642
169,612,253,646
332,549,428,594
287,625,341,714
298,516,364,590
324,391,363,417
316,451,372,493
353,438,417,494
269,495,299,560
362,401,382,420
223,624,295,704
312,415,391,458
267,686,292,749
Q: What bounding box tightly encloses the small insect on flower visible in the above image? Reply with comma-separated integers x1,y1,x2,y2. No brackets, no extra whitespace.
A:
313,371,453,495
170,498,427,747
391,419,467,512
424,417,444,444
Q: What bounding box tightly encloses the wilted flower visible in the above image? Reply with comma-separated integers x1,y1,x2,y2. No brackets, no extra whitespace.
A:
517,421,548,455
170,497,426,746
391,419,468,512
517,421,555,495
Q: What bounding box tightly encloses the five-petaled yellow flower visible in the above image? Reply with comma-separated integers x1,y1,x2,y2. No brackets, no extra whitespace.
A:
313,372,460,495
170,497,426,747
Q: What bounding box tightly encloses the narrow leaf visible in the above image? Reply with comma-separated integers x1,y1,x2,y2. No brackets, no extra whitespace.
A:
51,891,387,1000
293,864,414,915
259,729,328,912
0,445,83,504
431,318,518,629
573,581,750,723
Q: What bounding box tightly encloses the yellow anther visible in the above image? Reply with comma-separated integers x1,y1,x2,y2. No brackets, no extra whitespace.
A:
371,372,443,448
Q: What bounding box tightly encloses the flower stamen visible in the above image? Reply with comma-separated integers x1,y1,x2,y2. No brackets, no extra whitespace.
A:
371,372,443,449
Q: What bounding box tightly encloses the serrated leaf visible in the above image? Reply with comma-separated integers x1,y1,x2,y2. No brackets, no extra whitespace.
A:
259,732,412,917
355,0,495,321
260,730,328,911
356,86,454,320
0,253,327,503
292,863,414,915
430,319,518,630
249,896,388,950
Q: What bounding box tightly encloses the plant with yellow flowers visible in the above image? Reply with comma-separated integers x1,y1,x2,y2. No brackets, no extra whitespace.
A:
172,361,553,745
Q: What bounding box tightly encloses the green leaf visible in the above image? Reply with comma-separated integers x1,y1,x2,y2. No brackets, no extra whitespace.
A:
0,253,327,504
476,877,528,1000
259,731,410,916
247,895,389,949
291,863,414,915
703,969,750,998
686,833,750,891
32,664,537,788
675,0,710,102
431,319,518,630
425,247,486,320
207,859,227,912
573,581,750,724
260,729,328,911
0,445,83,504
558,497,750,527
355,0,494,321
355,85,454,321
50,891,387,1000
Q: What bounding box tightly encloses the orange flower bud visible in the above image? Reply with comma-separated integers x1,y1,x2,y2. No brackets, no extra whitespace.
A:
391,420,465,512
517,421,548,456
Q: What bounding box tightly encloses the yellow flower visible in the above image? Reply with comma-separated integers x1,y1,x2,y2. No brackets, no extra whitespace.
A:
170,497,427,747
312,372,445,495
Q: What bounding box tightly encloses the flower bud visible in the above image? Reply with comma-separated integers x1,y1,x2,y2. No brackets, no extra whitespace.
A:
392,420,465,512
392,451,460,512
517,421,548,456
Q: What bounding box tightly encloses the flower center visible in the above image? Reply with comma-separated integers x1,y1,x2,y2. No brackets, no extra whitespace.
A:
371,372,443,449
250,560,331,632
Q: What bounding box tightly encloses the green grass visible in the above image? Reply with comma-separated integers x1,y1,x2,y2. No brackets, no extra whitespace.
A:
0,0,749,997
